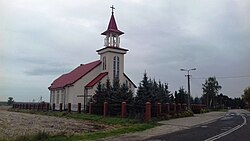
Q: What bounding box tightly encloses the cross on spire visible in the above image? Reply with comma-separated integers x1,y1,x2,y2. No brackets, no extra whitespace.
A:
110,5,115,15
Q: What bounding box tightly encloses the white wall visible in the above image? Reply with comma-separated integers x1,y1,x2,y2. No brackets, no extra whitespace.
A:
66,65,101,111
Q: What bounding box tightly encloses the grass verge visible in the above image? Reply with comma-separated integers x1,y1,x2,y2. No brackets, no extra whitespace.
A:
45,123,154,141
6,109,156,141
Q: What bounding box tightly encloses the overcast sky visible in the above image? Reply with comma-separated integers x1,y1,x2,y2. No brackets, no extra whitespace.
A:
1,0,249,102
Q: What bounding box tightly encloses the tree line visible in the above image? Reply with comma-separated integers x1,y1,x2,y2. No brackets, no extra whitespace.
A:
91,73,246,117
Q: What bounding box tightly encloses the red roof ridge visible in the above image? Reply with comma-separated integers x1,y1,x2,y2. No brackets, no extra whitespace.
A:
85,72,108,88
48,60,101,90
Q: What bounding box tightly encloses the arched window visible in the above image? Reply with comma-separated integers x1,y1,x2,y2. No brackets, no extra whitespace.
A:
103,56,106,70
117,57,119,78
113,56,120,79
56,91,59,104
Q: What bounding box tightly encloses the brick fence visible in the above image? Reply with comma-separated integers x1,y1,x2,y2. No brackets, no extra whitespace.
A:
12,102,206,121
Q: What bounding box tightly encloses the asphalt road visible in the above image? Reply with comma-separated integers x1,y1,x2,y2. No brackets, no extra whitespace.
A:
147,109,249,141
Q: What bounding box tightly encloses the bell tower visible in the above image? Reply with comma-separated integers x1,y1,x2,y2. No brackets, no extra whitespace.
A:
97,6,128,83
101,5,124,47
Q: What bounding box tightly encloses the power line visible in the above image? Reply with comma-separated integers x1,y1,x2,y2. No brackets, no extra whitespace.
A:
192,74,250,80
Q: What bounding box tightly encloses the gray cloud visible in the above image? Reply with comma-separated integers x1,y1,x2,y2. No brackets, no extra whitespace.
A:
24,67,69,76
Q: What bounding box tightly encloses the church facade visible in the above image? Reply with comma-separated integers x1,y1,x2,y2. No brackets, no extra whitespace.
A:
48,8,136,111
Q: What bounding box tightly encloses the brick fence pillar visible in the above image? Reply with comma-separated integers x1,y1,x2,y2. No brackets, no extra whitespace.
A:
182,103,187,111
60,103,63,112
31,104,33,110
178,103,181,112
145,102,151,121
78,103,81,113
166,103,170,114
33,104,36,110
41,103,44,111
157,103,162,117
173,103,176,113
68,103,71,112
121,102,126,118
46,103,49,111
52,103,55,111
37,104,40,111
103,102,108,117
43,103,46,111
89,102,93,114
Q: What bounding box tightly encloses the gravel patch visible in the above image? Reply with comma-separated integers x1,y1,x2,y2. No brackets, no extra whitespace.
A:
0,109,112,139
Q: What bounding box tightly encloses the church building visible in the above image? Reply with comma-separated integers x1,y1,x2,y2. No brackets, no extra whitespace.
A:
48,7,136,111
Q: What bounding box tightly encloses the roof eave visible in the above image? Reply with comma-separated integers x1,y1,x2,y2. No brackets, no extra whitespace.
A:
124,73,137,88
101,30,124,35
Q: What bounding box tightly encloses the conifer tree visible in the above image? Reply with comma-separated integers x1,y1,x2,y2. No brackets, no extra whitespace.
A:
135,73,152,106
93,82,106,104
175,87,188,104
164,83,171,103
105,78,112,101
169,93,175,104
120,83,133,104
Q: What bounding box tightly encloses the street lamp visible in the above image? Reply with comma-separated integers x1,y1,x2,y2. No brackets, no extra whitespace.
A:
180,68,196,111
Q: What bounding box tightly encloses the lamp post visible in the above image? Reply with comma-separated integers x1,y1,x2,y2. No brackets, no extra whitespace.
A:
180,68,196,111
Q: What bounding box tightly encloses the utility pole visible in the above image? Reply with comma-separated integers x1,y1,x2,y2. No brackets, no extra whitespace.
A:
180,68,196,111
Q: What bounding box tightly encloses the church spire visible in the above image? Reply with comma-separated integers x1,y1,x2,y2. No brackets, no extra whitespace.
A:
101,5,124,36
101,5,124,47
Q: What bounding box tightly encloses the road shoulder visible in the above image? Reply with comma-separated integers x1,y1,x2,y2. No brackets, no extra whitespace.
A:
104,111,226,141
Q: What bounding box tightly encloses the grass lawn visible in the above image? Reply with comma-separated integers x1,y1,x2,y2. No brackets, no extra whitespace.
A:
6,109,156,141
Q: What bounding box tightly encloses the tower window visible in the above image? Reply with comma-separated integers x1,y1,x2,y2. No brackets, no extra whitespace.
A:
117,57,119,77
103,56,106,70
113,56,120,79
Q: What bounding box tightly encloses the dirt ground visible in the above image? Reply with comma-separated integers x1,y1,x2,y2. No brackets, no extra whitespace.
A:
0,106,111,139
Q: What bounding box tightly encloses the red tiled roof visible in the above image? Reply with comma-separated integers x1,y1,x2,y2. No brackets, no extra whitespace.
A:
48,60,101,90
85,72,108,88
101,14,124,35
